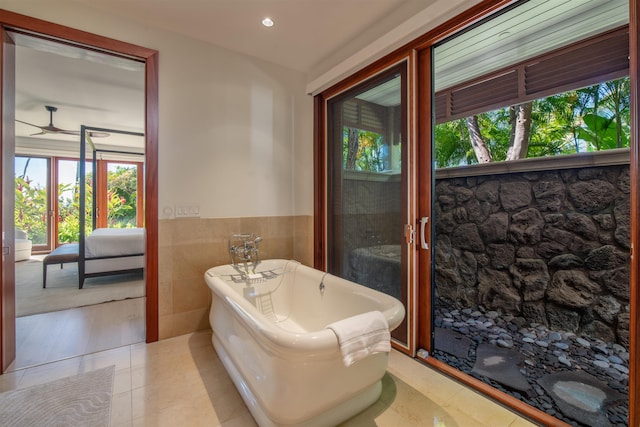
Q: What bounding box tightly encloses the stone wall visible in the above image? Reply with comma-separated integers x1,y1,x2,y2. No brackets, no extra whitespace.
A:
434,165,630,346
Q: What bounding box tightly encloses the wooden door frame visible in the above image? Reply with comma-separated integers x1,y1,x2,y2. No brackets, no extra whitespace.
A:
0,9,159,372
1,27,15,373
628,1,639,425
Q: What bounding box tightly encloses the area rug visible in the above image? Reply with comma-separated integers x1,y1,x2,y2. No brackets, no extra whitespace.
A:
15,258,144,317
0,365,115,427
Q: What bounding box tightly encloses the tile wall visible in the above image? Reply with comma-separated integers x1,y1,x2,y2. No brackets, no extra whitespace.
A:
158,215,313,339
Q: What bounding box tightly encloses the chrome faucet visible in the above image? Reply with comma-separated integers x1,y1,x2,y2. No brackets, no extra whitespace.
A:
229,233,262,273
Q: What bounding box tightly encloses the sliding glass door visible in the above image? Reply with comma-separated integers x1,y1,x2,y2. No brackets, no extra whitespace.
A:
325,62,412,346
427,1,630,425
96,161,143,229
15,157,144,251
14,156,50,251
56,158,92,246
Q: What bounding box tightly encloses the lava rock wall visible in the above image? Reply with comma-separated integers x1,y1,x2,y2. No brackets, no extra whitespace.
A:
435,165,630,346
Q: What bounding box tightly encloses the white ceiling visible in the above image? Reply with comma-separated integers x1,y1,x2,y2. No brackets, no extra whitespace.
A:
434,0,629,91
14,0,427,152
68,0,422,74
14,33,146,152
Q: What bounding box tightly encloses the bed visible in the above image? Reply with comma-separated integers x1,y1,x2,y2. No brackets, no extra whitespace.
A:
80,227,145,287
76,125,147,289
42,228,145,289
42,227,145,289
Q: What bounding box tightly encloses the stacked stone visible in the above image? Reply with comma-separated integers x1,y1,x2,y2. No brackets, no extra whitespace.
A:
434,303,629,427
434,165,630,347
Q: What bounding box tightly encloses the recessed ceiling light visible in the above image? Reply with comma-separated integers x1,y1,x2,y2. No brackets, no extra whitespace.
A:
262,17,274,28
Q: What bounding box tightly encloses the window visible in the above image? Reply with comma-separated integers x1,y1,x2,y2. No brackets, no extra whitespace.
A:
433,12,629,168
430,1,631,425
14,156,50,250
95,161,143,228
15,155,143,250
435,75,630,167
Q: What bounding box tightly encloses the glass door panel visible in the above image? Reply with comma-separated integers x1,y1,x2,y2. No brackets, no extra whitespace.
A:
105,162,140,228
429,1,630,425
326,63,410,345
56,159,92,246
14,156,50,251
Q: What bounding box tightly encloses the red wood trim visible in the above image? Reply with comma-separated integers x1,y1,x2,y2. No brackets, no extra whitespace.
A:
422,356,574,427
52,158,61,248
629,2,639,426
96,160,107,228
416,48,433,351
0,9,155,59
45,157,52,251
412,0,517,51
136,163,144,227
0,28,16,373
397,60,410,347
0,10,160,346
144,51,159,343
313,94,326,270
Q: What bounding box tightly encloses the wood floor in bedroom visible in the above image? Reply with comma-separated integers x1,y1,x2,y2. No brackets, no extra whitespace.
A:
8,297,145,371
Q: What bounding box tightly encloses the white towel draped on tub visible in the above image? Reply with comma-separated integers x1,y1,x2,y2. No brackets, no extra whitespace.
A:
326,310,391,367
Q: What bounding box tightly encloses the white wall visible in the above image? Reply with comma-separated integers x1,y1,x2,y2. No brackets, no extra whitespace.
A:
0,0,314,219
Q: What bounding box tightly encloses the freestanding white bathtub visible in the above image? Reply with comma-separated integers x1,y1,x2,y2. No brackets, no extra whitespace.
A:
205,259,405,427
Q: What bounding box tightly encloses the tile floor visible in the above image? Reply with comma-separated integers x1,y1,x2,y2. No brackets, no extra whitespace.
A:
0,330,539,426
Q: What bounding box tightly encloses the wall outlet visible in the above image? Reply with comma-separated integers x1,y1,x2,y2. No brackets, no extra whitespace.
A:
175,204,200,218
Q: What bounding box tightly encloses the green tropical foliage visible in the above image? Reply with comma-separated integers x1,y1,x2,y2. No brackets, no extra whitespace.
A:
342,129,387,172
107,165,138,228
15,161,139,245
434,76,630,168
15,176,47,245
57,180,93,243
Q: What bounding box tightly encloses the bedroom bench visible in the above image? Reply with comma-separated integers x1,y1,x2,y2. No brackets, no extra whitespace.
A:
42,243,79,288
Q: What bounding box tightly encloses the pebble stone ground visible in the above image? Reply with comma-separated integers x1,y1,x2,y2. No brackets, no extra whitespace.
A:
433,303,629,427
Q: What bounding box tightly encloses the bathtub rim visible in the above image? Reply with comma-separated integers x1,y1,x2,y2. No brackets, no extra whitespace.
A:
205,259,406,354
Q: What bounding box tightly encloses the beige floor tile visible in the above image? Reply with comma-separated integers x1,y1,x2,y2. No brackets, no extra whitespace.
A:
387,356,465,406
81,345,132,372
220,412,259,427
110,390,133,427
3,326,542,427
112,367,133,395
341,402,404,426
193,391,249,425
443,387,523,426
439,405,503,427
0,369,24,392
509,415,541,427
132,394,223,427
131,378,196,420
17,357,82,388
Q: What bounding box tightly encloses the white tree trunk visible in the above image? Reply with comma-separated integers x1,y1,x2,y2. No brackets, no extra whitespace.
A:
345,128,359,169
465,116,492,163
506,102,533,160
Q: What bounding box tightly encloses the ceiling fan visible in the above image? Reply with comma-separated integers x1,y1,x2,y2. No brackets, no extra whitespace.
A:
16,105,110,138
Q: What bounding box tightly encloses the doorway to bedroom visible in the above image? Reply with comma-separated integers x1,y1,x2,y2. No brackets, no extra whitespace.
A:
10,31,147,369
